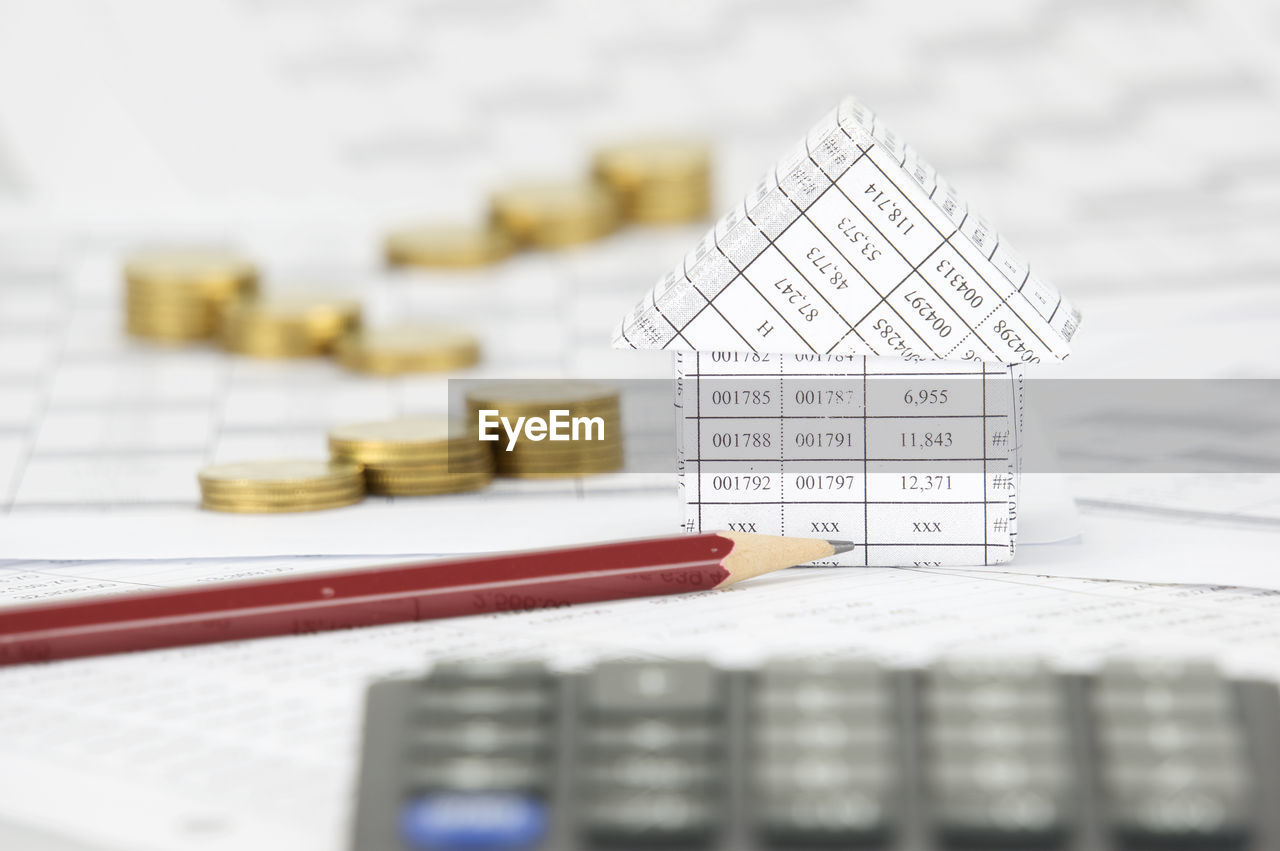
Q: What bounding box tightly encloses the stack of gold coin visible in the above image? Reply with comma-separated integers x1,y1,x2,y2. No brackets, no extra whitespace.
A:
593,140,711,224
198,460,365,513
489,181,622,248
329,417,494,496
384,222,516,269
221,292,362,357
465,381,623,478
124,249,258,342
335,324,481,375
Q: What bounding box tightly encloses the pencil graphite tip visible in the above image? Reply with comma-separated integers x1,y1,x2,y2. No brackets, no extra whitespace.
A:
827,540,856,556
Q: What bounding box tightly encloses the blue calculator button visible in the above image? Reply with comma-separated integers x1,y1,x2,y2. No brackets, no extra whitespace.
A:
399,792,547,849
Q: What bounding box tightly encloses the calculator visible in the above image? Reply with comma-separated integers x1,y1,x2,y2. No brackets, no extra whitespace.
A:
351,658,1280,850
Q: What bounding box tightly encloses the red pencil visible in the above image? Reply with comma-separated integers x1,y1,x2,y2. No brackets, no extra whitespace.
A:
0,532,851,666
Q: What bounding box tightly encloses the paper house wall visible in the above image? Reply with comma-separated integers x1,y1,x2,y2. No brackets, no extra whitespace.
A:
614,97,1080,566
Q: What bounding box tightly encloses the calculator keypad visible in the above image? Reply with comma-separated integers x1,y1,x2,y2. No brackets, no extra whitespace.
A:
923,659,1075,846
578,661,726,846
1093,660,1254,848
751,659,899,845
398,663,556,849
354,658,1280,851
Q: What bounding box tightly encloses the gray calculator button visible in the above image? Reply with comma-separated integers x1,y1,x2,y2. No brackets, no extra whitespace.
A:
1104,755,1250,797
931,755,1071,793
753,718,889,750
1099,658,1222,689
585,718,718,753
933,787,1067,844
584,661,721,714
927,717,1067,751
412,720,550,755
584,754,718,791
1112,788,1251,845
1102,742,1246,778
406,756,547,792
582,792,718,845
753,704,893,733
1098,717,1241,753
758,789,890,844
925,682,1060,717
1092,685,1232,721
930,737,1069,766
414,685,551,718
755,755,896,793
753,737,893,765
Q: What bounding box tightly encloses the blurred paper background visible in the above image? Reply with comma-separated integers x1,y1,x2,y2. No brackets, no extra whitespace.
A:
0,0,1278,310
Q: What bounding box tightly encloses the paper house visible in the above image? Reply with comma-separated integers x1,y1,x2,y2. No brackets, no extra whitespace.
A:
614,96,1080,566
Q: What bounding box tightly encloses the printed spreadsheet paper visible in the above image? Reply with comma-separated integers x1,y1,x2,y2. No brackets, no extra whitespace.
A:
615,97,1080,565
3,552,1280,851
612,97,1080,361
676,353,1022,566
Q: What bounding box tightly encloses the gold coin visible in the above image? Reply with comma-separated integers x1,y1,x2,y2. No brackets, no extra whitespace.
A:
490,181,621,248
125,293,218,315
329,416,495,494
497,440,623,460
385,223,516,269
626,191,711,224
494,459,621,478
329,416,485,465
125,310,219,342
593,140,710,188
363,469,494,496
200,484,366,503
335,325,480,375
201,492,364,513
467,381,622,478
222,292,362,357
468,394,620,412
199,479,366,499
593,140,711,224
198,459,365,512
124,249,258,341
361,463,493,483
465,380,619,411
199,460,364,491
469,410,620,431
471,409,620,434
496,460,623,479
124,248,258,303
498,444,624,466
487,441,623,478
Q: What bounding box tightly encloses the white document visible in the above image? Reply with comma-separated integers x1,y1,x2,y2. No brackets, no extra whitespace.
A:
612,97,1080,361
2,553,1279,851
612,96,1082,565
675,352,1022,565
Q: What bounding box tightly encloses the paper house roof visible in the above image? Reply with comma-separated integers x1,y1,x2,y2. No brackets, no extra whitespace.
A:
614,96,1080,365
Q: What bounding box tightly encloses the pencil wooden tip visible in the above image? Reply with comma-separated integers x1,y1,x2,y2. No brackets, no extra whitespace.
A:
713,532,842,588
